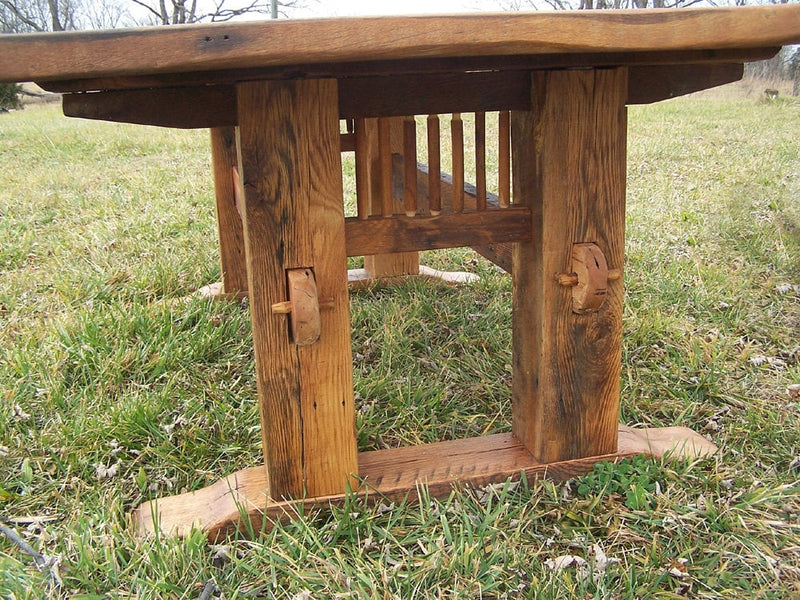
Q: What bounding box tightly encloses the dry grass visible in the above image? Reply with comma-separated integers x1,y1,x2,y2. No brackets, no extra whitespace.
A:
0,93,798,598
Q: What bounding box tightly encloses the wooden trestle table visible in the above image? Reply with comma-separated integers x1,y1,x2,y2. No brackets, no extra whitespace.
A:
2,5,799,540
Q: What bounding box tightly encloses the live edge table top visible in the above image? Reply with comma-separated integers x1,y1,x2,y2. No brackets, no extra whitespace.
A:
1,5,799,92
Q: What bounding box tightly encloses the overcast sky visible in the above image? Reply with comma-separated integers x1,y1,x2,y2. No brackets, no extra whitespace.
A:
293,0,500,18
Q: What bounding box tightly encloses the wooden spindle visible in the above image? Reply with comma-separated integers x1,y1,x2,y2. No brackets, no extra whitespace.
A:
354,118,371,220
475,111,486,211
378,117,393,217
427,114,441,216
451,113,464,214
498,110,511,208
403,116,417,217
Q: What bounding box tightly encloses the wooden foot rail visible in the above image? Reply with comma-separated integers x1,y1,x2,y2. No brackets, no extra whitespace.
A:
134,425,716,541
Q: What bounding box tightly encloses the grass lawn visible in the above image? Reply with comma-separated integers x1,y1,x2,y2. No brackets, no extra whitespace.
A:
0,89,799,598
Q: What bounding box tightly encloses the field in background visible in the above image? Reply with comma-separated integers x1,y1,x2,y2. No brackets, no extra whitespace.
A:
689,76,797,101
0,87,798,598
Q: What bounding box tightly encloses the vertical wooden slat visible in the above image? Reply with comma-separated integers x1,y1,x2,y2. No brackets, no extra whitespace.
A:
403,116,418,217
427,114,441,216
378,117,393,217
354,117,374,221
451,113,464,214
363,117,420,277
498,110,511,208
236,78,357,499
475,111,487,211
210,126,248,295
511,68,627,464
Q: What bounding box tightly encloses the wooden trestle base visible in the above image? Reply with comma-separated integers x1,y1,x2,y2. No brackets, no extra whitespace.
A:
132,425,716,541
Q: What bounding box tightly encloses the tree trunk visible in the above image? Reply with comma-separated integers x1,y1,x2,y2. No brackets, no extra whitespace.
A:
47,0,63,30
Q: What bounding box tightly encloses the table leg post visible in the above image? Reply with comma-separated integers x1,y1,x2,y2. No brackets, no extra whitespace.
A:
210,126,248,296
511,68,628,463
236,79,358,499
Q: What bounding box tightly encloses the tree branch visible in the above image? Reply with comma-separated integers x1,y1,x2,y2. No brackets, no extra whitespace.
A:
0,522,63,591
0,0,44,31
129,0,166,22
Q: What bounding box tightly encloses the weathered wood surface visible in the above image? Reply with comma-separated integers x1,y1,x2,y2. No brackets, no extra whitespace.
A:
339,71,531,119
474,112,487,211
62,86,236,128
345,207,531,257
236,79,357,500
512,68,627,463
40,47,778,95
210,127,247,296
498,111,511,208
451,114,465,213
394,155,513,273
59,63,749,130
627,62,744,104
2,5,798,84
363,117,420,278
132,425,716,540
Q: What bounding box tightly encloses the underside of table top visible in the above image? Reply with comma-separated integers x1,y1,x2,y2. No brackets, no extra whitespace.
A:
1,5,799,91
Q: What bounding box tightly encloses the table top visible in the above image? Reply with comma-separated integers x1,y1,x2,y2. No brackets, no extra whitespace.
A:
1,5,799,90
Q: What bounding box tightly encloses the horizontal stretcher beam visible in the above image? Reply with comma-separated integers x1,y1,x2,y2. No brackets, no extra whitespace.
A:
344,207,531,256
61,63,746,129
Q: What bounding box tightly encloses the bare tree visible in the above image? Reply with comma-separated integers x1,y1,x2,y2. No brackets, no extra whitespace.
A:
488,0,731,9
1,0,132,32
1,0,304,32
128,0,302,25
1,0,71,32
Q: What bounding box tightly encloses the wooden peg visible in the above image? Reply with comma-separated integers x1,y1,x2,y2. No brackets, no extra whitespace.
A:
269,268,334,345
271,297,334,314
555,243,621,314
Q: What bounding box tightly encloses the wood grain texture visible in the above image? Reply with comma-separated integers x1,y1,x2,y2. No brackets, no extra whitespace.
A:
132,425,715,540
3,5,798,84
393,154,513,272
338,71,531,118
498,111,511,208
451,114,464,213
627,62,744,104
236,79,357,500
378,118,394,217
59,63,746,130
475,112,487,211
364,117,420,278
66,62,734,125
40,47,778,95
354,117,376,220
345,207,531,256
62,86,236,128
210,126,248,295
286,268,321,346
403,117,418,217
427,115,442,215
511,68,627,463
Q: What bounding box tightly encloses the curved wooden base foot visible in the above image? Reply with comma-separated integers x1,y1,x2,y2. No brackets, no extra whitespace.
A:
132,425,715,541
196,282,247,300
347,265,479,287
193,267,479,301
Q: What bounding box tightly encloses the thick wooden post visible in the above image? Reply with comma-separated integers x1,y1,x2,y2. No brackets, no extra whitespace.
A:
511,68,627,463
236,79,357,499
210,126,248,295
